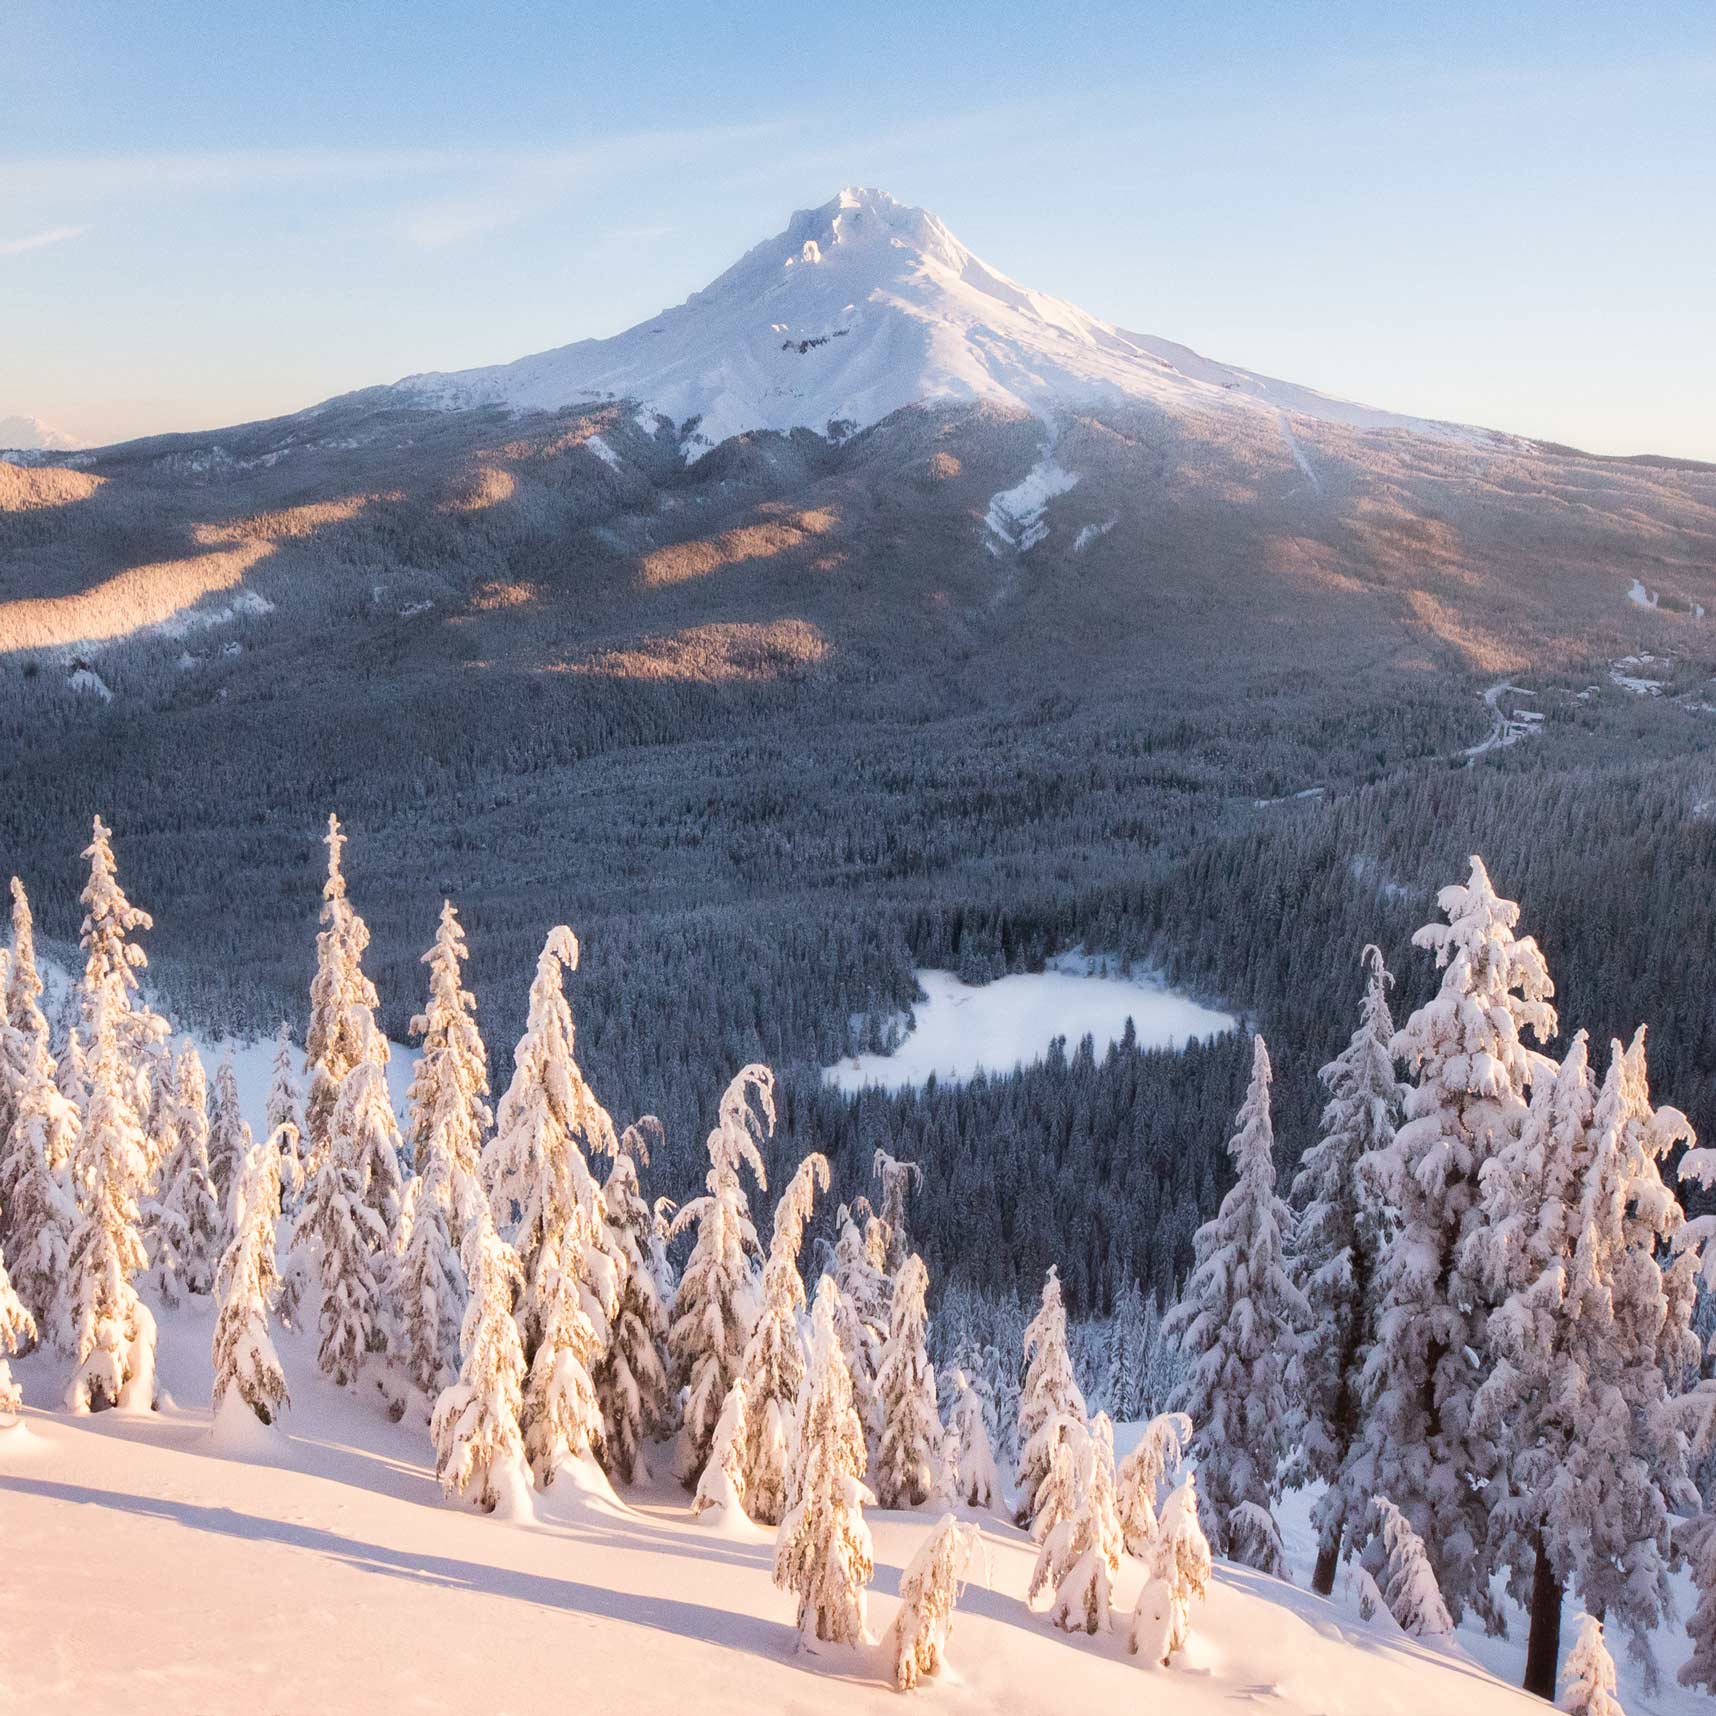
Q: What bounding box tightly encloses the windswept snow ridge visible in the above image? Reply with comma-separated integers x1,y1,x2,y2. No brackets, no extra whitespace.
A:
392,187,1490,449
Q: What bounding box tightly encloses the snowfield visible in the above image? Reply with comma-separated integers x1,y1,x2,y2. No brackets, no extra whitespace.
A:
826,965,1236,1093
1,1311,1579,1716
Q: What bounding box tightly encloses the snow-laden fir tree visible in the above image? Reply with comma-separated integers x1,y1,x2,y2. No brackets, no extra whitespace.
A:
829,1199,887,1464
1680,1514,1716,1693
1115,1410,1192,1557
1129,1470,1213,1667
304,816,392,1177
328,1008,405,1281
432,1208,532,1516
593,1125,673,1484
774,1274,875,1646
63,993,157,1413
1560,1614,1625,1716
1030,1412,1126,1634
1165,1034,1304,1576
888,1514,985,1690
211,1132,289,1429
265,1020,304,1205
874,1252,942,1508
393,1173,464,1410
940,1365,1001,1511
668,1063,772,1485
407,902,491,1240
0,877,52,1220
1474,1026,1700,1692
871,1148,921,1274
296,1076,386,1387
739,1151,829,1523
1015,1265,1087,1528
1029,1414,1086,1546
692,1376,751,1521
145,1043,221,1306
1103,1276,1150,1421
1369,1495,1454,1637
1357,855,1556,1625
206,1055,247,1226
520,1198,610,1484
1288,944,1400,1594
0,1231,37,1416
482,928,617,1355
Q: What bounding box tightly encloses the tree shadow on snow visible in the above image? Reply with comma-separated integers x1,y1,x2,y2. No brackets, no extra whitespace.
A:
0,1472,852,1675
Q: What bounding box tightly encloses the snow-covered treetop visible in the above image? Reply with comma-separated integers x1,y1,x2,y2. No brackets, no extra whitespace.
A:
78,815,153,1012
767,1152,830,1282
704,1063,773,1192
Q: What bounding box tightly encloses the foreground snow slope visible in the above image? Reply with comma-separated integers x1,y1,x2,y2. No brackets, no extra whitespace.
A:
6,1309,1553,1716
393,186,1490,447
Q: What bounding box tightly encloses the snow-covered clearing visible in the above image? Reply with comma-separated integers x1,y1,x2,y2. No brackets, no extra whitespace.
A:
1612,654,1668,696
984,454,1080,554
1630,577,1661,610
1275,410,1321,495
1,1310,1583,1716
826,962,1234,1092
1463,680,1544,761
1071,518,1114,552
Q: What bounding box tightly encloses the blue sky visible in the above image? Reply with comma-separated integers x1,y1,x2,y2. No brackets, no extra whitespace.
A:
3,2,1712,456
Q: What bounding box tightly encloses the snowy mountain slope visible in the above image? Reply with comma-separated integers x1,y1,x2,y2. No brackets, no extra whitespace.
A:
1,1310,1580,1716
393,187,1492,449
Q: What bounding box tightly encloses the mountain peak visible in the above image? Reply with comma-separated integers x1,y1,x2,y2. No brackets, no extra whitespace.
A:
392,191,1478,449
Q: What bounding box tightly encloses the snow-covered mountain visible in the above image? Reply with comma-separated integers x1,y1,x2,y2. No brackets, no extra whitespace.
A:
0,413,78,453
394,187,1485,447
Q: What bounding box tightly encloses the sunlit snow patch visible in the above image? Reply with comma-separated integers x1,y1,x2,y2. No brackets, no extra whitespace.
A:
985,456,1080,553
1628,577,1659,610
826,961,1234,1092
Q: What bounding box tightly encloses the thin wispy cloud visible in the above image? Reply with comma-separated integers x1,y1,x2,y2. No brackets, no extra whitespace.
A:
0,224,87,256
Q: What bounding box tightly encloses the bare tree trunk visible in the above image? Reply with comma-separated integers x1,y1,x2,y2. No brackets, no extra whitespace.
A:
1523,1535,1563,1701
1312,1531,1341,1596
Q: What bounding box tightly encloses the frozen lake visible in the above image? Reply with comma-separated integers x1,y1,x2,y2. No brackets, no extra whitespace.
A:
825,963,1236,1092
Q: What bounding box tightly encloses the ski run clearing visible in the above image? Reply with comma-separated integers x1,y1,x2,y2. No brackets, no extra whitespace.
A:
0,1310,1644,1716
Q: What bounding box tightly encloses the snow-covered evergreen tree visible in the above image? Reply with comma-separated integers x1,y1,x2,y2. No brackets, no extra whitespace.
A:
297,1093,385,1387
206,1054,247,1228
0,877,51,1228
328,1011,405,1279
1115,1410,1192,1557
874,1252,942,1508
74,819,171,1181
1474,1025,1699,1690
940,1365,1001,1511
265,1020,304,1205
432,1209,532,1516
0,1233,37,1416
211,1134,289,1429
871,1148,921,1273
1680,1514,1716,1693
774,1274,875,1646
1030,1412,1125,1634
739,1151,829,1523
829,1199,887,1464
1357,856,1557,1624
145,1043,221,1305
669,1063,772,1485
304,814,385,1172
63,995,157,1413
888,1514,984,1690
0,1018,77,1347
693,1376,750,1521
1129,1470,1212,1666
393,1174,464,1409
1103,1276,1150,1421
407,901,491,1239
1165,1034,1303,1576
1015,1265,1087,1528
1370,1496,1454,1638
483,927,617,1366
520,1199,609,1483
1289,944,1399,1594
594,1131,673,1485
1560,1614,1625,1716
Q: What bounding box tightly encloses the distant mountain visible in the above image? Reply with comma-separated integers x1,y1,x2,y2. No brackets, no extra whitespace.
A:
0,413,78,453
390,187,1491,449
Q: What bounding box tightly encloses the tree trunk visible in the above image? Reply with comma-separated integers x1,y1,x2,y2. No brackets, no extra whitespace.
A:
1523,1536,1563,1701
1312,1532,1341,1596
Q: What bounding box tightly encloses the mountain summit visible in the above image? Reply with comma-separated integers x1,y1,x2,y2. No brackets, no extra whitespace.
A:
395,187,1472,447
